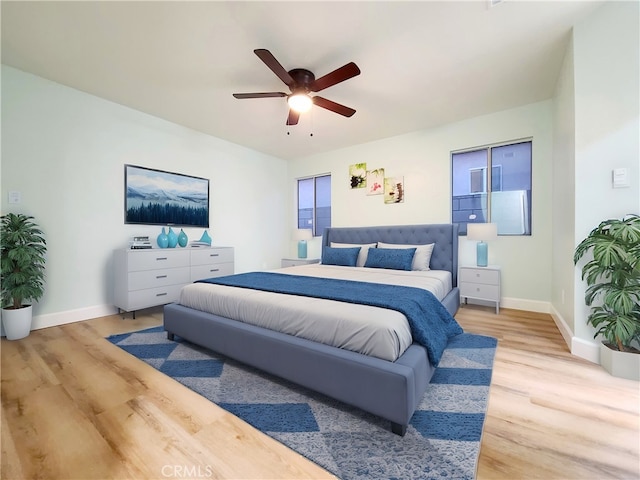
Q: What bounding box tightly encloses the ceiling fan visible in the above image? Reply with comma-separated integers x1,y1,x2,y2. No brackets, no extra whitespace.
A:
233,49,361,126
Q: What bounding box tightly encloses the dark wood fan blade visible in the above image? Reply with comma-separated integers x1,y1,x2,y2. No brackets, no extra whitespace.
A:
311,62,360,92
312,96,356,117
254,49,294,87
233,92,287,99
286,110,300,126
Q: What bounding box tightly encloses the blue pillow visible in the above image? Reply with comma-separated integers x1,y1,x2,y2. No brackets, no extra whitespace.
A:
322,246,361,267
364,247,417,271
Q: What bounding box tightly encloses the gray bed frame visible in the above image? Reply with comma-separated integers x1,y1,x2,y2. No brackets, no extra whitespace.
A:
164,223,460,436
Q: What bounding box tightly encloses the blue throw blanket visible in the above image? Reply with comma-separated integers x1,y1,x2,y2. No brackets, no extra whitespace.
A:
197,272,463,365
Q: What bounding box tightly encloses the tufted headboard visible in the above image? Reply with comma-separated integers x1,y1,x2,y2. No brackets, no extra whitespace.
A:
322,224,459,286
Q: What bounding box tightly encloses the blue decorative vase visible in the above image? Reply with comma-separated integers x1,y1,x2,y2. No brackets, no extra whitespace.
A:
167,227,178,248
298,240,308,259
199,230,212,246
178,229,188,247
157,227,169,248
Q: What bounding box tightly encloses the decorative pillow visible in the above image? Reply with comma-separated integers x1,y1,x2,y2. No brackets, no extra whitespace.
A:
377,242,435,271
364,247,416,271
322,246,361,267
330,242,377,267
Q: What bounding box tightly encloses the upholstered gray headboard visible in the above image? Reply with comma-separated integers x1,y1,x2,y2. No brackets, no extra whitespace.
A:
322,224,459,286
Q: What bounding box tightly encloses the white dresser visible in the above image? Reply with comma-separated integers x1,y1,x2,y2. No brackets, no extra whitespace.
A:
113,246,234,316
459,265,501,314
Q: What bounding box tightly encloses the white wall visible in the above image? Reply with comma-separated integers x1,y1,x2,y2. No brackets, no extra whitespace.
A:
570,0,640,359
289,101,554,312
1,66,289,329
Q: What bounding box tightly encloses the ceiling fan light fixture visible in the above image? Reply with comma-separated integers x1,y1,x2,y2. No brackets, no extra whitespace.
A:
288,93,313,113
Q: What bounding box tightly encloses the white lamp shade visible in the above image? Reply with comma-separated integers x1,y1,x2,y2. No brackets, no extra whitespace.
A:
293,228,313,241
467,223,497,241
287,94,313,113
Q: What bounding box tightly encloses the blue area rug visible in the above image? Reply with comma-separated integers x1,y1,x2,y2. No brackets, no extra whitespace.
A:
108,326,497,480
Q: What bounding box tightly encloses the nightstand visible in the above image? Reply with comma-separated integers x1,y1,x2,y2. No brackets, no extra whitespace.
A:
281,258,320,268
459,265,501,314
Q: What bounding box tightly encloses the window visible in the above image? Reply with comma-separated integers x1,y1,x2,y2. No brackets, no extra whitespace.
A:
298,174,331,236
451,140,532,235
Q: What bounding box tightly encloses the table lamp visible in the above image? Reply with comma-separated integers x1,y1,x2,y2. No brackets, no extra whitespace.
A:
294,228,313,258
467,223,497,267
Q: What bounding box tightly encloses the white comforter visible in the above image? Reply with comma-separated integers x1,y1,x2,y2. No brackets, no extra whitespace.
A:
178,264,452,362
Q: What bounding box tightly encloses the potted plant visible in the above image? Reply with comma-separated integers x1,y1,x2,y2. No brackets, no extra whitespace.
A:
1,213,47,340
574,213,640,380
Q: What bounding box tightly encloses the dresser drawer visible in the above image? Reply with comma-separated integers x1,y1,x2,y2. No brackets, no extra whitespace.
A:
191,248,234,266
459,283,500,302
128,267,191,291
127,250,190,272
127,284,184,311
191,262,234,281
460,268,500,285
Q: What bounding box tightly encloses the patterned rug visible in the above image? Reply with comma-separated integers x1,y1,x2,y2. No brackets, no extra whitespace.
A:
108,326,497,480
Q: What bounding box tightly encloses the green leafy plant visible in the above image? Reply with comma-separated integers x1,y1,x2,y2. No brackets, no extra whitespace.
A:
574,214,640,352
1,213,47,310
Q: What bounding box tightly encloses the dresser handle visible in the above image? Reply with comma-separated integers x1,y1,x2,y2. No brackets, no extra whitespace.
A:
156,257,168,261
476,273,480,277
156,275,167,279
210,268,220,272
156,292,168,297
210,253,219,257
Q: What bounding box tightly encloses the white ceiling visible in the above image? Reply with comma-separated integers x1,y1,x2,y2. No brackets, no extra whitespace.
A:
1,1,603,160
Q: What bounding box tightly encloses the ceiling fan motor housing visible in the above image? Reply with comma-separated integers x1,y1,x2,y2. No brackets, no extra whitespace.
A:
288,68,315,94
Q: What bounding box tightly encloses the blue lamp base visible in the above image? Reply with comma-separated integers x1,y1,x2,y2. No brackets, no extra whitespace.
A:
476,241,488,267
298,240,308,259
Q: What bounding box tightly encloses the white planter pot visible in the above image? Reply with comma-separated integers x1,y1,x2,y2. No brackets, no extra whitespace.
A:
1,305,33,340
600,342,640,381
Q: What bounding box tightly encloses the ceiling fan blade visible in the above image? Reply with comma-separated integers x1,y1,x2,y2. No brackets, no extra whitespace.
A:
286,110,300,126
254,49,294,87
233,92,287,99
312,96,356,117
311,62,361,92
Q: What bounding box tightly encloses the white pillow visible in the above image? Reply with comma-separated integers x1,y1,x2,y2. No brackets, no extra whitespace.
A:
377,242,435,271
330,242,377,267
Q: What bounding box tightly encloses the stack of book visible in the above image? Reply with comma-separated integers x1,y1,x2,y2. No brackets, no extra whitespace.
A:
130,236,152,249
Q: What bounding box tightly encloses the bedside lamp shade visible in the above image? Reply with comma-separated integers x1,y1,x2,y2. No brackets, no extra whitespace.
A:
293,228,313,259
467,223,497,267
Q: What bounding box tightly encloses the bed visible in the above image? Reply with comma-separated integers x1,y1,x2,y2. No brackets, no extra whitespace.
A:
164,223,461,435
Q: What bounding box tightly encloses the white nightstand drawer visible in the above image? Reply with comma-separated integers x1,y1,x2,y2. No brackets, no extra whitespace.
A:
191,247,234,266
460,268,500,285
191,262,234,281
460,283,500,302
281,258,320,267
128,267,191,291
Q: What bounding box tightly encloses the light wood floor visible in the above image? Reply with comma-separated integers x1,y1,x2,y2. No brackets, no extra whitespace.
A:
2,305,638,479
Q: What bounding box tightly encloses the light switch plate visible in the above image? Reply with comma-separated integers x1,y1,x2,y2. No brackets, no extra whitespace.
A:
8,191,21,204
612,168,629,188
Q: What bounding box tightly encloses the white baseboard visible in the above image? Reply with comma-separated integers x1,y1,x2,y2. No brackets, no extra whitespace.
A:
570,337,600,364
500,297,550,313
32,304,119,330
549,304,599,364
